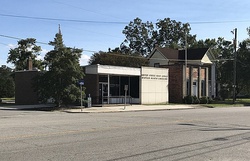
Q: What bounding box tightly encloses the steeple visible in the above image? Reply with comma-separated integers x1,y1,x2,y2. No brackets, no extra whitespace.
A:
58,24,62,35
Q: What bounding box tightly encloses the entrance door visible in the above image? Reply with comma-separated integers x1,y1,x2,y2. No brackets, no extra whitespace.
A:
99,83,108,104
192,81,198,96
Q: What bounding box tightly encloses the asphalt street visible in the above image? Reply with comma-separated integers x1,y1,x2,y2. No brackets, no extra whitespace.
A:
1,107,250,161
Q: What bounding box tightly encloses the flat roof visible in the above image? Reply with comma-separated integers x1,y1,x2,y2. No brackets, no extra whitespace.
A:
84,64,141,76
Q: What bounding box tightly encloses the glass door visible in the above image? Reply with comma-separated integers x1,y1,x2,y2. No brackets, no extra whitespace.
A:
99,83,108,104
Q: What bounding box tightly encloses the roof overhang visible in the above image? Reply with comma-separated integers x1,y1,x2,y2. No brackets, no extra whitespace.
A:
84,64,141,76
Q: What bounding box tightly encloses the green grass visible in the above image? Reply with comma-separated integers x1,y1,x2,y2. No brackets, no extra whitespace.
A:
202,98,250,108
0,98,15,106
1,98,15,100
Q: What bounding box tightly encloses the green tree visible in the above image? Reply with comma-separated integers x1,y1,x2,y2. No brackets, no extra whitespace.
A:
122,17,157,56
7,38,42,71
122,17,196,57
155,18,196,49
89,51,149,67
37,29,84,107
236,38,250,96
191,38,217,49
215,37,234,91
0,66,15,98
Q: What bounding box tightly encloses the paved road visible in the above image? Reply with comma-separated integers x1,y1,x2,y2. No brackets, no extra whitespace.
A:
1,107,250,161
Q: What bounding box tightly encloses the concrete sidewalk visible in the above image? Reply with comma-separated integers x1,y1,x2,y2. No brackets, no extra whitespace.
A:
64,104,203,113
0,104,204,113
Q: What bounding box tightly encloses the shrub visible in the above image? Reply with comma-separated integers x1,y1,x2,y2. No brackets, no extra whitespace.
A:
183,95,193,104
192,96,200,104
183,95,211,104
219,88,230,101
200,96,212,104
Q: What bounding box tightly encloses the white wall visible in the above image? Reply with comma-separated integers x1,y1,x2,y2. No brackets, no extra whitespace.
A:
149,51,169,66
140,67,169,104
85,64,140,76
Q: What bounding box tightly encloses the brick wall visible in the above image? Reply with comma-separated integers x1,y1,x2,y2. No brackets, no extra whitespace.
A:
15,70,39,105
84,74,99,104
162,65,184,103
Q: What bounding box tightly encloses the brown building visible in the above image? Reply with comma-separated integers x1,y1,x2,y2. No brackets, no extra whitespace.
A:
15,70,39,105
148,47,216,103
15,57,39,105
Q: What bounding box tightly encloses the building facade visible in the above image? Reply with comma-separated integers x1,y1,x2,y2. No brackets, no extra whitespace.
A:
148,47,216,103
84,64,169,105
15,70,39,105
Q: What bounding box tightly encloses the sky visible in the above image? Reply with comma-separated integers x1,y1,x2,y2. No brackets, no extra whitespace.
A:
1,0,250,68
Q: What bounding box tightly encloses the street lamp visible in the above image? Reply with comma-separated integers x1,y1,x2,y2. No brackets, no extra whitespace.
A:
232,28,237,104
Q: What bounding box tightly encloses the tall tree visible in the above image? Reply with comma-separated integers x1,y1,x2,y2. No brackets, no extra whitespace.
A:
37,28,84,107
122,17,196,57
155,18,196,49
191,38,217,49
122,17,157,56
0,66,15,98
235,38,250,96
7,38,42,70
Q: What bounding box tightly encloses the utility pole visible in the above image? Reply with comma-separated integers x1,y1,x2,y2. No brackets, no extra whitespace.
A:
232,28,237,104
184,32,188,96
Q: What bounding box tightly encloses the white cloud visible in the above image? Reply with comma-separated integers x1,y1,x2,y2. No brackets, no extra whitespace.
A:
35,48,49,61
41,48,49,56
7,44,17,49
80,54,90,66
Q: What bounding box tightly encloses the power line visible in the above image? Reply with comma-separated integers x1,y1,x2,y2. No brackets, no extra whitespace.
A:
0,13,128,24
189,20,250,24
51,0,128,21
1,13,250,25
0,34,97,53
0,34,50,45
0,42,8,46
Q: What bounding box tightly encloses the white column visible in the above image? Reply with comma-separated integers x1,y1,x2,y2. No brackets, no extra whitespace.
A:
108,74,110,104
198,67,201,98
206,67,209,97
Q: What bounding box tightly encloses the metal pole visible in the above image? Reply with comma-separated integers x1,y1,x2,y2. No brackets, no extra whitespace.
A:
233,28,237,104
124,85,128,110
81,84,83,111
184,32,188,96
124,90,126,110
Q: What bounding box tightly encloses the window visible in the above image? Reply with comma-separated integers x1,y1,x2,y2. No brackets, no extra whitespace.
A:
110,76,119,96
154,63,160,67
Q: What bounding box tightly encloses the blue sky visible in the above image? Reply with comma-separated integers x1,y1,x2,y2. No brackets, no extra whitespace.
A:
1,0,250,67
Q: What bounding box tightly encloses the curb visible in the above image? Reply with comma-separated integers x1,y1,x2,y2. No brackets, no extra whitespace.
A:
63,106,199,113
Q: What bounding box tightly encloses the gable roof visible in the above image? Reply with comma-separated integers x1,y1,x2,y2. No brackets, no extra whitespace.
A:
178,48,209,60
148,47,214,65
154,47,179,60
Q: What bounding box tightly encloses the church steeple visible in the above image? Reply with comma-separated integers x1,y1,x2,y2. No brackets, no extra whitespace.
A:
58,24,62,35
48,24,64,49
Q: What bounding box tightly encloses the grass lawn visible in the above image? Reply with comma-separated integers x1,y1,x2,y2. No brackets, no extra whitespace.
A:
1,98,15,101
0,98,15,106
203,98,250,108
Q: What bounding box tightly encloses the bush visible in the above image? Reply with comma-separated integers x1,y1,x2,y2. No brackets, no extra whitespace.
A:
192,96,200,104
183,95,211,104
200,97,212,104
183,95,193,104
219,88,230,101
